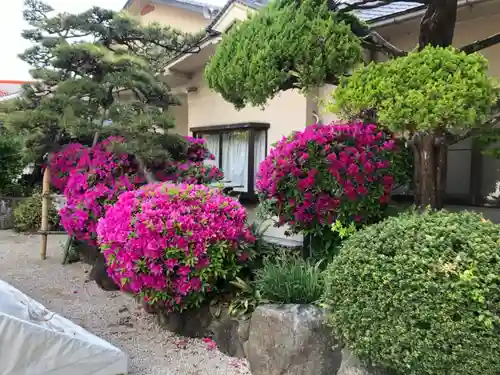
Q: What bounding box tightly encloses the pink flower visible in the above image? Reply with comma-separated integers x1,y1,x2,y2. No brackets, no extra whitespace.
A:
97,183,253,312
203,338,217,351
255,121,399,233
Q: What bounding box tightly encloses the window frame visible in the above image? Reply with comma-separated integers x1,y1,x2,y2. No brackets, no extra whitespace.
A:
191,122,269,202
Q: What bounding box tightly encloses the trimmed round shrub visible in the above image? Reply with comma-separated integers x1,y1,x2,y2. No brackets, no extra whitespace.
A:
256,122,400,235
323,209,500,375
97,183,256,312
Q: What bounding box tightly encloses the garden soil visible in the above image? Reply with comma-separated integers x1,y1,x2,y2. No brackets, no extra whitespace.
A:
0,231,250,375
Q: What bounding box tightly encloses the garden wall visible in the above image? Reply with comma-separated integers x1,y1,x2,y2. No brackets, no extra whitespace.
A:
0,197,24,230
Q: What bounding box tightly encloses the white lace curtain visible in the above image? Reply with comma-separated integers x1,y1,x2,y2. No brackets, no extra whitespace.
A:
203,134,220,166
254,130,267,189
201,130,267,193
223,132,249,192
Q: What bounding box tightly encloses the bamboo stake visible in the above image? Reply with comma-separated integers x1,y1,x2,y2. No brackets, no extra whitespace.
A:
40,165,51,260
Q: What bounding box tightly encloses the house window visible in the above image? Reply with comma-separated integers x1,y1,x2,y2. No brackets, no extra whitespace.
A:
191,122,269,198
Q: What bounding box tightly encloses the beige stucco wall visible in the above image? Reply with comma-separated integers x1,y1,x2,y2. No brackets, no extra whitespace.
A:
130,2,210,33
165,0,500,242
187,71,310,145
185,71,308,243
169,94,189,136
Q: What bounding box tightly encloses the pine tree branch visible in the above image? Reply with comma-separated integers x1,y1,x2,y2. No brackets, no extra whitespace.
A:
460,32,500,54
280,73,341,91
363,31,408,57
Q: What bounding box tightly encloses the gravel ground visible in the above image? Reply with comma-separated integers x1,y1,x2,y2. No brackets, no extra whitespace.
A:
0,231,251,375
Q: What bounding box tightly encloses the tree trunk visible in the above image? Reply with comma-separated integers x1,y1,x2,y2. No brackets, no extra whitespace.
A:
412,133,447,209
410,0,457,209
135,156,157,184
418,0,458,50
435,137,448,208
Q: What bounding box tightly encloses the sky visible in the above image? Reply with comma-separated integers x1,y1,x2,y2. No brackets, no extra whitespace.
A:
0,0,225,81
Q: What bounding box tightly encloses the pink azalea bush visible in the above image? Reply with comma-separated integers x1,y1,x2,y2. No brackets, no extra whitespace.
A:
184,136,216,162
49,143,86,191
97,183,255,311
156,137,223,184
59,141,136,246
256,122,399,235
55,136,223,246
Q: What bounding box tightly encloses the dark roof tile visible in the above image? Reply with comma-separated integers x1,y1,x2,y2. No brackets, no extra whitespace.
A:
206,0,423,29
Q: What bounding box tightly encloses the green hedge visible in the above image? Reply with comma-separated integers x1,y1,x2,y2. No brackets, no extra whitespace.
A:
13,192,60,232
323,209,500,375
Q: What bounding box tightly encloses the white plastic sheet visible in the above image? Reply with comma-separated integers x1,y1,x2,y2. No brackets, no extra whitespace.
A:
0,279,128,375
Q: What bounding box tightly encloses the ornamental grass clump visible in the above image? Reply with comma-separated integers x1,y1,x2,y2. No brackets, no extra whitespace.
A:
254,254,324,304
256,122,400,236
97,183,256,312
323,209,500,375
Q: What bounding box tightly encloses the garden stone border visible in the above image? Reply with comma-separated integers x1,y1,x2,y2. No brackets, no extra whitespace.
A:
92,275,392,375
150,303,388,375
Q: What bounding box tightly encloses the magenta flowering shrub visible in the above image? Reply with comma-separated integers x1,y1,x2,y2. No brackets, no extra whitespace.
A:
60,142,136,246
157,137,223,184
49,143,86,191
97,183,255,311
164,162,224,184
184,136,216,162
256,122,399,235
56,135,223,247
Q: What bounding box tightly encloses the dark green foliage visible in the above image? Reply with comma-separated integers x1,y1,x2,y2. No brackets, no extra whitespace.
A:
0,129,24,196
323,209,500,375
333,46,498,134
205,0,362,109
13,191,60,232
254,253,324,304
5,0,201,166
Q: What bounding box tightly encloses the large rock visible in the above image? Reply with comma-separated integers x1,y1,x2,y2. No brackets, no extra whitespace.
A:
156,304,213,338
88,253,120,291
0,197,23,230
245,304,342,375
210,315,250,358
337,348,388,375
74,240,100,265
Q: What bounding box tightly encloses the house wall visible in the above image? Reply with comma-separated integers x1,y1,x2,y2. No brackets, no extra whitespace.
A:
187,72,310,145
169,94,189,136
186,70,308,243
130,1,210,33
166,0,500,243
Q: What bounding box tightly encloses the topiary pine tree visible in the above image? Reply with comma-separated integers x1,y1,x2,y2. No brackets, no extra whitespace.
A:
205,0,500,209
205,0,364,109
5,0,204,181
